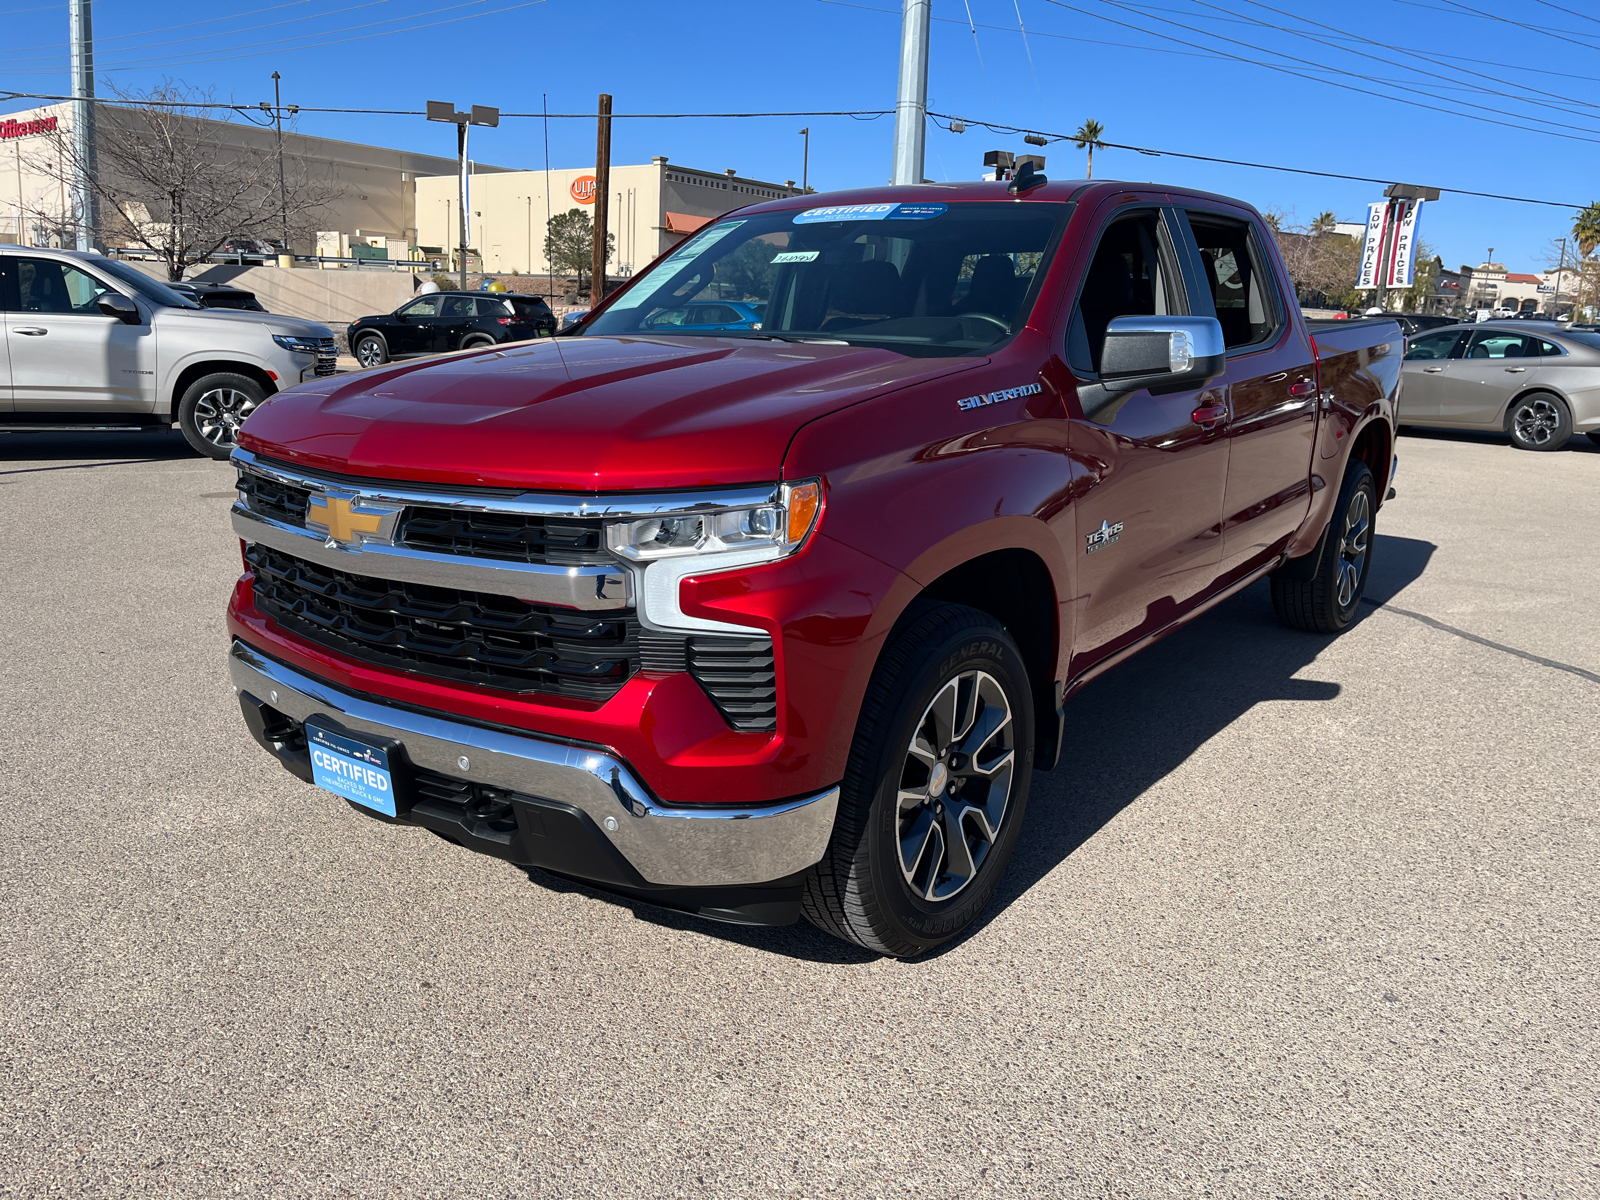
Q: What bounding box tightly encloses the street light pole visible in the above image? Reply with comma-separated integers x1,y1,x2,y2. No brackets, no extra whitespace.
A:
272,71,287,252
427,101,498,290
890,0,930,185
799,127,809,192
68,0,97,251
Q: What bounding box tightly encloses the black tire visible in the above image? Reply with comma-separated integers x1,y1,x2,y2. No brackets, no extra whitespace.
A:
801,604,1035,957
1270,461,1376,634
353,333,389,368
176,372,268,460
459,334,496,351
1506,391,1572,451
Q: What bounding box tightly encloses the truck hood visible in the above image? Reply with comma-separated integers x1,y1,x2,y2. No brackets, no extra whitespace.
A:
238,334,983,491
155,306,334,340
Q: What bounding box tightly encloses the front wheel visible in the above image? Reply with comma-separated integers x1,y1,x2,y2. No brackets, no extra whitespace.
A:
1270,461,1376,634
1507,392,1572,451
802,604,1035,957
177,372,267,460
353,333,388,368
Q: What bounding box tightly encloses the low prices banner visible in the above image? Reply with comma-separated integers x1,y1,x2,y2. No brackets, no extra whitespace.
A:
1357,198,1426,291
1387,199,1424,289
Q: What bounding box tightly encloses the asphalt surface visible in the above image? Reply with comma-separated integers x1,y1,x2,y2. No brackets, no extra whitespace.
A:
1,426,1596,1199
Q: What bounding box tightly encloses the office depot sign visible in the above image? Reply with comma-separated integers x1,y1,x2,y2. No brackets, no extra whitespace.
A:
1,115,58,142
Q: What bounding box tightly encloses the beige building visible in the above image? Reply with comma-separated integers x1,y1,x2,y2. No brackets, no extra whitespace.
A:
415,159,805,279
0,101,508,254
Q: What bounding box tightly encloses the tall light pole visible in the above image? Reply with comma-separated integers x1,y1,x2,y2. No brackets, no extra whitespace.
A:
427,100,499,289
891,0,931,185
798,127,809,192
68,0,97,251
272,73,287,251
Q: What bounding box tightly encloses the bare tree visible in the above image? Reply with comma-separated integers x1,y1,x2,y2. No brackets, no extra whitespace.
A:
26,83,342,280
1271,211,1362,311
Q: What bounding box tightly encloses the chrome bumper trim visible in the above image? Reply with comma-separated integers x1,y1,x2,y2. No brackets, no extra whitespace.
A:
231,505,631,609
228,639,838,887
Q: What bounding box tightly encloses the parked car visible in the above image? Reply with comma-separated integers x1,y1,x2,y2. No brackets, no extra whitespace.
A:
228,178,1400,956
638,300,763,332
1392,313,1459,336
1400,321,1600,450
0,246,335,459
347,291,556,366
169,281,268,312
559,309,589,331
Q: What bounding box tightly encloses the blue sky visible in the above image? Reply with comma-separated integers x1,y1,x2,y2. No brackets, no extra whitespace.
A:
3,0,1596,273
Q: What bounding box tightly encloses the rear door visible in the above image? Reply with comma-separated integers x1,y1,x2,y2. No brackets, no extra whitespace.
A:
1067,204,1229,673
1398,328,1470,422
1444,330,1544,425
436,295,478,350
6,255,156,413
1180,208,1319,578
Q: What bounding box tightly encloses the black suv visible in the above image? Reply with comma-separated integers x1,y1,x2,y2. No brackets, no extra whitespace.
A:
348,291,556,367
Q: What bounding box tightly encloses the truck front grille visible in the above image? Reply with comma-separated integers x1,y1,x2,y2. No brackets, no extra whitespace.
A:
398,507,604,566
237,472,312,526
246,543,637,700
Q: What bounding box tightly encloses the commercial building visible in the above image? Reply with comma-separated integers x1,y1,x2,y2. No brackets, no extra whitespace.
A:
414,159,805,280
0,101,509,254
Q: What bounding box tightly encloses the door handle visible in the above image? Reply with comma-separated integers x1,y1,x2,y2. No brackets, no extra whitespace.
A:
1191,402,1229,430
13,327,47,335
1423,367,1444,373
1504,367,1527,373
1288,379,1315,398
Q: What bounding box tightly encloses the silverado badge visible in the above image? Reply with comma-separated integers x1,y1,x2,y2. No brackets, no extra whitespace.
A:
1085,519,1123,554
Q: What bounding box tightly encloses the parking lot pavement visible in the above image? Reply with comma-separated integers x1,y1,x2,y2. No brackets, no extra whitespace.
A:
1,427,1595,1199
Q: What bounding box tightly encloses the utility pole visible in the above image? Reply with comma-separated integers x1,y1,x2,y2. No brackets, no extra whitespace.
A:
68,0,97,251
1553,238,1567,316
798,127,809,191
592,93,612,304
891,0,930,185
272,72,287,251
427,101,498,289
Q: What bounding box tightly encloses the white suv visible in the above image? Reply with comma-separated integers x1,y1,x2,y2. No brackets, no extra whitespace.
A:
0,246,337,459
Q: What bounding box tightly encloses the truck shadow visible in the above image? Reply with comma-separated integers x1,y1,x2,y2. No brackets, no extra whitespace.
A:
555,533,1438,963
0,429,197,466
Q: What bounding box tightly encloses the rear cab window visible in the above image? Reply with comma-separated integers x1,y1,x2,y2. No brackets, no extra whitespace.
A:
1181,211,1282,351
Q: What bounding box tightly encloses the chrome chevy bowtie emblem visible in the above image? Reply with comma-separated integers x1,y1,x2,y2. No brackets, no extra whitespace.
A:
305,491,404,549
1085,519,1124,554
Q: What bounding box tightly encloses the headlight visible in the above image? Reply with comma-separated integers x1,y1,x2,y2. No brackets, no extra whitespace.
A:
272,334,324,354
606,480,822,562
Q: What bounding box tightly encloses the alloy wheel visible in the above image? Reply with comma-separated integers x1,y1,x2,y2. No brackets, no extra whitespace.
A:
1335,489,1371,609
1513,398,1561,446
192,387,259,449
356,338,385,367
895,670,1015,902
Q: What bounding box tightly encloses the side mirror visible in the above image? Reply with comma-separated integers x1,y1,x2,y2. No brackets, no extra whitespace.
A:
1079,315,1226,422
96,292,141,325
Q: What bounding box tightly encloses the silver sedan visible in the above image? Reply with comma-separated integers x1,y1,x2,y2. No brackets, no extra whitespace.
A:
1399,321,1600,451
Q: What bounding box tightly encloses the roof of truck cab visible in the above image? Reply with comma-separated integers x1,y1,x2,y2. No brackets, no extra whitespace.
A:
732,178,1267,216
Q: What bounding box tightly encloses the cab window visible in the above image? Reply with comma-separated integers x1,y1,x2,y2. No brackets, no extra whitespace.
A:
398,295,442,317
1067,211,1185,374
1183,213,1280,350
16,257,111,314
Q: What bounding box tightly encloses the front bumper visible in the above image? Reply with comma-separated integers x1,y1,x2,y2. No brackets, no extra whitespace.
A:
229,639,839,902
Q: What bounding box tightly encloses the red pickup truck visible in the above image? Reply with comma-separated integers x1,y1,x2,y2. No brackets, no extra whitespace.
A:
227,178,1400,956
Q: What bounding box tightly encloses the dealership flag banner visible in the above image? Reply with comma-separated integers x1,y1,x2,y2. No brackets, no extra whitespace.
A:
1356,202,1389,291
1387,199,1423,289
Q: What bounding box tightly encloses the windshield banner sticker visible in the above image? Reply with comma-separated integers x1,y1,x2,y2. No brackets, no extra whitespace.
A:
793,202,948,224
771,250,820,263
956,382,1041,411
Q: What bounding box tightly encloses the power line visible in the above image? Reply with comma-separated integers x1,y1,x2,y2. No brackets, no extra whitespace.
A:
0,0,330,56
1392,0,1600,50
927,110,1588,209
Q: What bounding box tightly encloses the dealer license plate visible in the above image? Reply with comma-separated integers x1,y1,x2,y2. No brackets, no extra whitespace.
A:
308,724,397,817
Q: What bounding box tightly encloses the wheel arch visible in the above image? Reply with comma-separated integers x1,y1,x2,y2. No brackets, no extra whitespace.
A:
1500,386,1569,431
171,361,277,413
1347,415,1392,503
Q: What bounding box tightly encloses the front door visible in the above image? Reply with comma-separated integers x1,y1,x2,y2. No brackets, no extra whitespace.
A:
1398,327,1471,422
5,256,155,413
1443,329,1544,425
388,295,440,355
1066,206,1229,674
1181,209,1319,577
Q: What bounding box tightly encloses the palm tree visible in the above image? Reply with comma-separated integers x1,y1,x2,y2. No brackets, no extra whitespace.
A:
1310,211,1337,236
1073,119,1105,180
1573,202,1600,258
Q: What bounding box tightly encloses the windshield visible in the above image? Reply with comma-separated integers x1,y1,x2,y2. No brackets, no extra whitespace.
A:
90,257,202,309
584,201,1072,357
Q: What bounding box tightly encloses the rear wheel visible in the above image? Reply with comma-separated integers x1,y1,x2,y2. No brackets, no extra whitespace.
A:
1507,392,1572,451
177,372,267,460
353,333,388,368
460,334,496,351
802,604,1034,957
1270,461,1375,634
